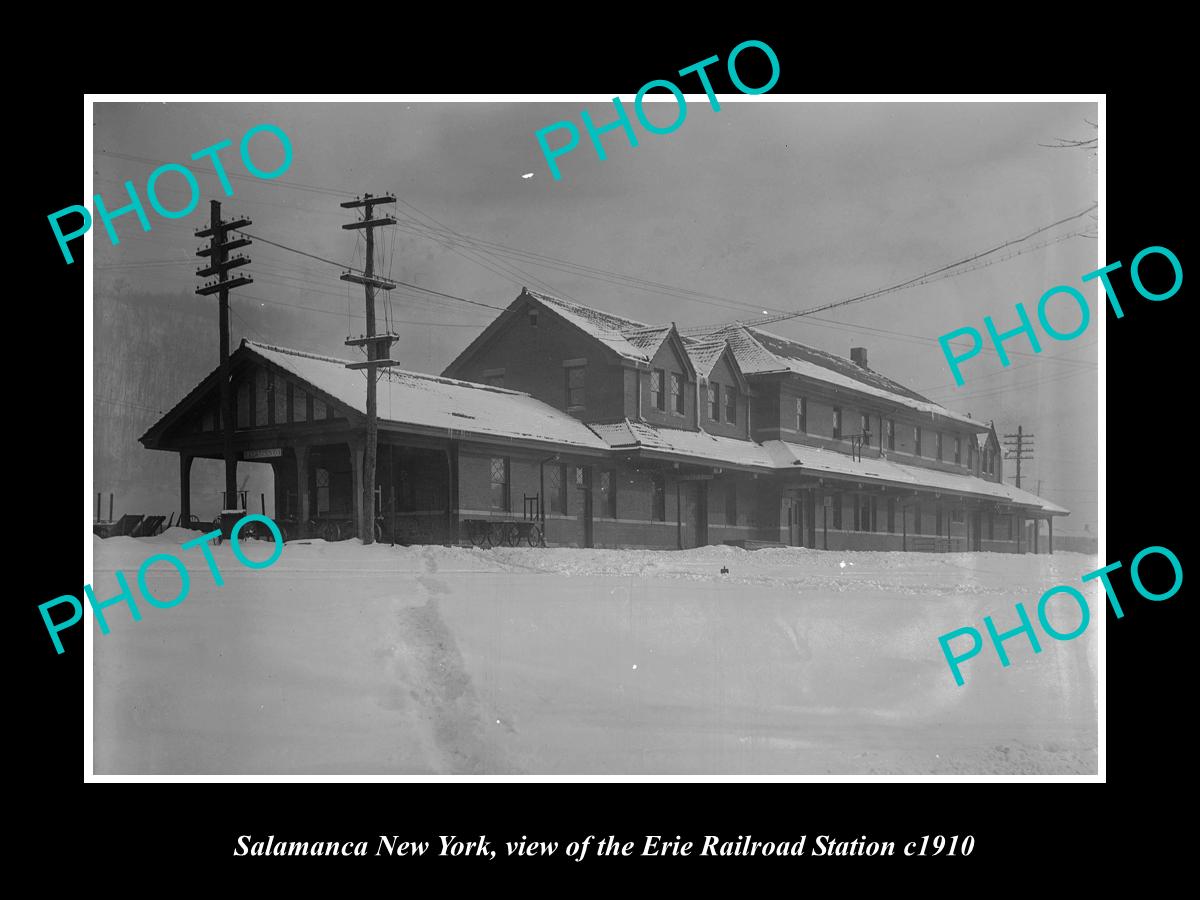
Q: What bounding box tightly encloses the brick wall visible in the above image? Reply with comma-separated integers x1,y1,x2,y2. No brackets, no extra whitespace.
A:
640,340,696,428
699,354,749,440
450,303,626,421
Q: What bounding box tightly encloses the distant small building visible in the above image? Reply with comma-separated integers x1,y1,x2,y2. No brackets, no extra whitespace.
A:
141,289,1068,551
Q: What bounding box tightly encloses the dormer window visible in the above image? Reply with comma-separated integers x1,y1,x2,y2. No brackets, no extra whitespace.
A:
564,361,586,408
528,308,539,327
651,369,665,410
671,373,685,414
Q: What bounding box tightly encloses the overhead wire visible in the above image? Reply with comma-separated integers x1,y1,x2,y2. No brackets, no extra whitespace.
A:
737,203,1099,329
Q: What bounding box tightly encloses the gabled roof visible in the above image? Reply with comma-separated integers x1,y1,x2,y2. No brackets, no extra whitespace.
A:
255,341,610,449
443,289,667,375
691,323,982,430
683,339,728,379
138,343,360,447
524,289,654,363
142,340,610,452
623,325,674,356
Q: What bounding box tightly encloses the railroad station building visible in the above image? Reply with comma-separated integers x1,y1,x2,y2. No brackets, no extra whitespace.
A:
140,288,1068,552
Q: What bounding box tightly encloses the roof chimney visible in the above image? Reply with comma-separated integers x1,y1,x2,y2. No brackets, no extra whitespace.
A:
850,347,868,368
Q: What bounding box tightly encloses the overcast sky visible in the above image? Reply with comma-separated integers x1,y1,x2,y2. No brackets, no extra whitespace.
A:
93,99,1098,529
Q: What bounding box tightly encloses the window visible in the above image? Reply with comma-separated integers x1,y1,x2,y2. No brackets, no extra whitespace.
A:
599,470,617,518
708,382,720,421
671,373,685,414
237,380,251,428
272,374,286,424
852,494,872,532
914,426,922,456
987,513,995,540
726,483,737,525
575,466,587,488
885,419,894,451
566,364,585,408
833,407,842,440
936,432,943,462
528,308,539,327
255,368,269,426
887,497,896,533
832,493,843,529
651,369,665,410
315,467,330,514
913,501,922,534
548,465,567,515
954,436,962,465
936,505,943,536
797,397,807,433
725,390,736,424
650,472,666,522
490,456,509,512
860,413,871,446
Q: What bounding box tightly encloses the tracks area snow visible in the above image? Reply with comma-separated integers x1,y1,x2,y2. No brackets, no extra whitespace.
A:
92,533,1098,775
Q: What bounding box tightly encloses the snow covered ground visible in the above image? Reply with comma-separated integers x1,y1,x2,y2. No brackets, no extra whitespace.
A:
92,530,1098,775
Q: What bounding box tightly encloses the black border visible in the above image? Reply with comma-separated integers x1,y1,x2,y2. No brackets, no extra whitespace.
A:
24,29,1185,883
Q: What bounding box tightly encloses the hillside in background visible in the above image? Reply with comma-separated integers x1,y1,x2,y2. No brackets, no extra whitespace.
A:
94,285,278,521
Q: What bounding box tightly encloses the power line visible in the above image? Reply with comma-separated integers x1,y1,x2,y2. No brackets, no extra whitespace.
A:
917,340,1098,396
799,312,1098,372
97,151,1093,334
232,291,488,328
929,362,1095,405
233,229,507,312
740,203,1098,328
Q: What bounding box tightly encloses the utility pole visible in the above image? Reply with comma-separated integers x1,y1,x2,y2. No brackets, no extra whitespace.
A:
340,193,398,545
1002,424,1035,489
196,200,252,512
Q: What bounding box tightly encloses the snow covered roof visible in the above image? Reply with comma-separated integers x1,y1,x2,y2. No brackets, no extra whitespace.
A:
518,293,980,430
762,440,1069,514
524,290,654,363
623,325,674,356
684,339,729,379
590,419,776,470
248,341,610,451
691,323,982,430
